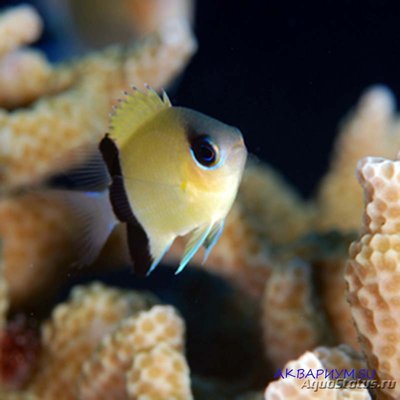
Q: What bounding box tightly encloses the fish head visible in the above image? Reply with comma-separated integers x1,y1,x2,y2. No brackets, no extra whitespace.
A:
174,107,247,217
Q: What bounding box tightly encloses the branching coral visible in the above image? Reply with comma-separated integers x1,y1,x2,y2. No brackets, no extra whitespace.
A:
264,346,370,400
0,4,196,189
316,86,400,232
78,305,189,400
261,259,328,369
0,5,42,58
0,49,52,109
0,282,192,400
346,156,400,399
30,283,157,399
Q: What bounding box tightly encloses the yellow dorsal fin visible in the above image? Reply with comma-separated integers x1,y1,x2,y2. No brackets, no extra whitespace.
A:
109,85,171,147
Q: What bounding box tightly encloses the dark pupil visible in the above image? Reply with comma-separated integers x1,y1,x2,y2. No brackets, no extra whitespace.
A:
192,136,217,166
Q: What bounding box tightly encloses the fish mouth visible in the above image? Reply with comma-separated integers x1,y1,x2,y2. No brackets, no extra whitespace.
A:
231,139,247,158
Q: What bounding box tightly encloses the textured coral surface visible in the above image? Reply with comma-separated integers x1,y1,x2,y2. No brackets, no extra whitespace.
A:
262,259,326,369
265,346,370,400
316,86,400,232
0,280,191,399
0,4,196,189
346,156,400,399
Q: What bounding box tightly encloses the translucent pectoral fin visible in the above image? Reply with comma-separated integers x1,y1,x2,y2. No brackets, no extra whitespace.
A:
146,235,174,276
175,224,213,275
49,189,117,267
203,220,225,264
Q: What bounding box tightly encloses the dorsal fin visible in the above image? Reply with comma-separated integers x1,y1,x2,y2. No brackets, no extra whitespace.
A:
109,85,171,147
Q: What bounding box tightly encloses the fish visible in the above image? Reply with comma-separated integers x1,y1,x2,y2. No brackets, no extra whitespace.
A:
69,86,247,276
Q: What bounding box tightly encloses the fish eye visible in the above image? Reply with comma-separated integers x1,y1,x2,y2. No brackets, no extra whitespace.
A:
190,135,219,168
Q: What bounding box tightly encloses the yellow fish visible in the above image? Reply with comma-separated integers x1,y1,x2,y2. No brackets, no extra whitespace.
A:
73,86,247,276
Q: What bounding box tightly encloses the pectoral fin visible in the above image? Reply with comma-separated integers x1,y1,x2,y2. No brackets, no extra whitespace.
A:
203,220,225,263
175,224,213,275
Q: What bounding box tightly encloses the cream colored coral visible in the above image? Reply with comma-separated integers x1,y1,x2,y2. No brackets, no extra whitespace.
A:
78,305,187,399
262,260,326,368
316,254,359,350
346,156,400,399
316,86,400,232
313,345,366,372
238,162,314,244
0,15,196,189
127,342,192,400
0,5,42,57
30,283,156,399
264,347,371,400
0,50,52,108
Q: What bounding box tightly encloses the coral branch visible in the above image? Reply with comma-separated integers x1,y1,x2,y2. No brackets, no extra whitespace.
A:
0,18,196,189
316,86,400,232
0,5,42,58
264,346,370,399
346,156,400,399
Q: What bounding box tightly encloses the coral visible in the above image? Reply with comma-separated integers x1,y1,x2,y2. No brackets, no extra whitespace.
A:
78,305,190,400
238,162,314,245
126,342,191,400
316,85,400,232
284,232,359,350
264,346,370,400
0,5,196,190
0,5,52,109
29,283,156,399
313,344,366,372
315,257,359,350
0,282,192,400
0,49,52,109
0,5,42,58
261,259,327,368
346,156,400,399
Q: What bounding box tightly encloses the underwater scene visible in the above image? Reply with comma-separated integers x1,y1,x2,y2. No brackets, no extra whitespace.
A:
1,0,400,399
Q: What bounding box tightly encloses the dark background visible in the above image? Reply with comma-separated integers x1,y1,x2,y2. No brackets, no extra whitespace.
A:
4,0,400,196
